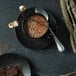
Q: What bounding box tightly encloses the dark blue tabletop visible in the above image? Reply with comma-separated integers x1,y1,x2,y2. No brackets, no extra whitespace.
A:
0,0,76,76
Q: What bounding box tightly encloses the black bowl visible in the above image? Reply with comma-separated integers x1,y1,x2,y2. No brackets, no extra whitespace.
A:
0,53,31,76
15,7,57,50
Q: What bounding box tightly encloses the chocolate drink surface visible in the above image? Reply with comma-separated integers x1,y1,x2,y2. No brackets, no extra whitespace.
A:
0,65,23,76
25,14,48,38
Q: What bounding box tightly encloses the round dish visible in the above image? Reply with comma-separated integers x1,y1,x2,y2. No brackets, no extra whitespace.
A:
15,7,57,50
0,53,31,76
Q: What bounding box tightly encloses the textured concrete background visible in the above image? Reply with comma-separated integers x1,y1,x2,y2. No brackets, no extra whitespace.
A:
0,0,76,76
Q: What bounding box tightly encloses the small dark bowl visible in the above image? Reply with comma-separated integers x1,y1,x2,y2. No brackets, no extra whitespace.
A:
0,53,31,76
15,7,57,50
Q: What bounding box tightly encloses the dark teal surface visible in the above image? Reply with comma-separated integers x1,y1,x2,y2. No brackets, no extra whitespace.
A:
0,0,76,76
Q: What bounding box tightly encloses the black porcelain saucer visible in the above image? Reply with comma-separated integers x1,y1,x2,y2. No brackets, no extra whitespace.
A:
15,7,57,50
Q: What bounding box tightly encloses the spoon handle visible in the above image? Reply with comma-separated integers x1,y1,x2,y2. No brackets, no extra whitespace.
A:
49,27,65,52
54,36,65,52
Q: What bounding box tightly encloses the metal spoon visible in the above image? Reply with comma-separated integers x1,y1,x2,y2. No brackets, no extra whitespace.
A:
35,7,65,52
